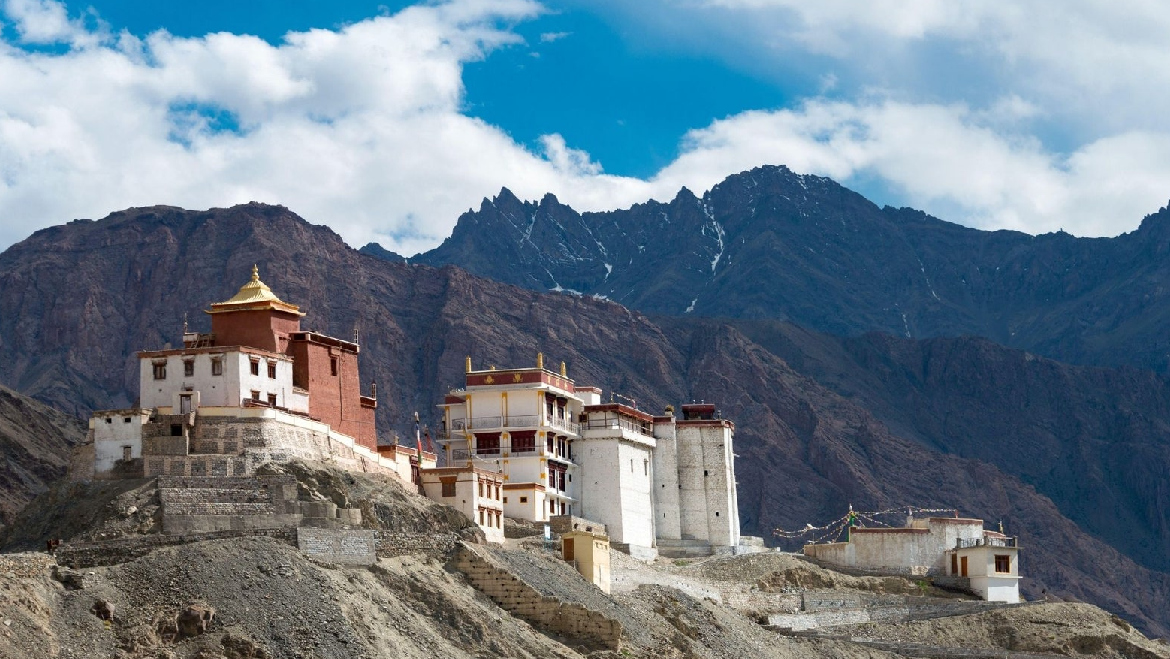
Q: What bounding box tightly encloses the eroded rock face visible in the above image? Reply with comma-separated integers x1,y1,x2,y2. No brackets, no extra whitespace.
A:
401,165,1170,375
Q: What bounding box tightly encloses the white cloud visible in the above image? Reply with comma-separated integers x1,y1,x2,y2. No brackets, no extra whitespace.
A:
653,99,1170,237
0,0,1168,258
682,0,1170,136
539,30,571,42
3,0,102,46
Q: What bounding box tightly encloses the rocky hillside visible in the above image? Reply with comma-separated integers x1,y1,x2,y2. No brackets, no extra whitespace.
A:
380,165,1170,373
2,461,1167,659
0,385,85,531
732,321,1170,576
3,204,1170,635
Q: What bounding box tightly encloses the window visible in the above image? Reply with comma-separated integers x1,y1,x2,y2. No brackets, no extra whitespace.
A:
519,496,528,504
995,554,1011,573
104,417,112,424
183,360,194,377
123,417,131,423
478,509,484,525
267,362,277,379
478,481,484,498
549,500,555,513
170,424,182,437
250,360,260,376
330,356,338,376
267,394,277,408
122,446,131,461
441,479,456,497
704,470,709,477
951,554,958,575
211,358,223,376
511,431,536,453
503,496,508,504
251,390,260,402
644,460,649,476
153,362,167,380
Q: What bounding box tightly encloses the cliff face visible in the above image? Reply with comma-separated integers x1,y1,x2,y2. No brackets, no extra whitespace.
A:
0,385,86,529
3,203,1170,635
733,322,1170,576
387,165,1170,373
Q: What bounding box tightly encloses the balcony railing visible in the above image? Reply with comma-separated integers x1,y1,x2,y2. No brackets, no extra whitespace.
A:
447,415,578,434
548,416,579,434
956,536,1017,549
583,416,651,436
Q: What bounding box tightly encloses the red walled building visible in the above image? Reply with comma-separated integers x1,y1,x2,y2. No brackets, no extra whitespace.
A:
203,266,378,449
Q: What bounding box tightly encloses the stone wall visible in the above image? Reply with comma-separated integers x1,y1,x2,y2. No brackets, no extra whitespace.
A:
56,528,296,568
374,531,463,558
454,543,623,651
140,414,397,479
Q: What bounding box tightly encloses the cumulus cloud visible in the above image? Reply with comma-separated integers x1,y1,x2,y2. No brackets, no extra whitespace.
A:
0,0,1168,257
653,99,1170,236
685,0,1170,135
3,0,98,45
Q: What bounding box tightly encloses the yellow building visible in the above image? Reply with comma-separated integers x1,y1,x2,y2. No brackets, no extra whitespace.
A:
562,529,611,594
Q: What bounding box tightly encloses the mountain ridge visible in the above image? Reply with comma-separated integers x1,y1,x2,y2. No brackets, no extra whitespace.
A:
367,165,1170,373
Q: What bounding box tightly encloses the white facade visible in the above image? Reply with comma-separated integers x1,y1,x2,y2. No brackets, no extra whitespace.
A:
90,409,151,473
576,406,657,554
438,363,582,523
138,348,307,414
435,363,743,555
655,407,741,549
420,467,505,543
947,541,1021,603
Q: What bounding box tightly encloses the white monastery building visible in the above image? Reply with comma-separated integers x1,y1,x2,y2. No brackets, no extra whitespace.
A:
437,354,748,558
804,513,1021,602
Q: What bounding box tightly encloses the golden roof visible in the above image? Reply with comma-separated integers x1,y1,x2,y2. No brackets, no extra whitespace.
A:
206,265,304,315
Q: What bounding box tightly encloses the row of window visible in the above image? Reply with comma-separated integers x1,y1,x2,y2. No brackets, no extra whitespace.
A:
950,553,1013,575
477,480,501,500
251,391,279,407
152,358,278,380
478,507,501,528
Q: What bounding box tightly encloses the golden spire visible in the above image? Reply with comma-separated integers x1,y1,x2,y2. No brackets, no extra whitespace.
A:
465,356,472,373
207,265,303,315
537,352,544,370
560,361,567,377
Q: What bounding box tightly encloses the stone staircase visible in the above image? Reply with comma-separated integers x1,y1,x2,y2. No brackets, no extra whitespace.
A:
454,543,625,651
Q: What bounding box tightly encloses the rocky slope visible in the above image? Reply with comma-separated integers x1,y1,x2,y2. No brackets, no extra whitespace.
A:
380,165,1170,373
732,321,1170,575
3,204,1170,635
2,461,1166,659
0,385,85,531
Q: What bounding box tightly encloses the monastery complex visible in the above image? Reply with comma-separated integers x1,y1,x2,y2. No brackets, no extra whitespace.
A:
71,268,1019,601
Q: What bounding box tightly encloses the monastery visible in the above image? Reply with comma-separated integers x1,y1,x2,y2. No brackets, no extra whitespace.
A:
72,268,1018,600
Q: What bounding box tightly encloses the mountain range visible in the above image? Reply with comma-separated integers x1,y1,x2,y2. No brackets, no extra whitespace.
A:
2,174,1170,634
372,165,1170,374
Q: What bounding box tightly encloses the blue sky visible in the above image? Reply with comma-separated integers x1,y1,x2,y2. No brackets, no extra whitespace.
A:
2,0,1170,254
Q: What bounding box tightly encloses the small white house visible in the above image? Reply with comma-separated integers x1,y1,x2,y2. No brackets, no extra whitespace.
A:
945,535,1021,603
89,409,151,474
